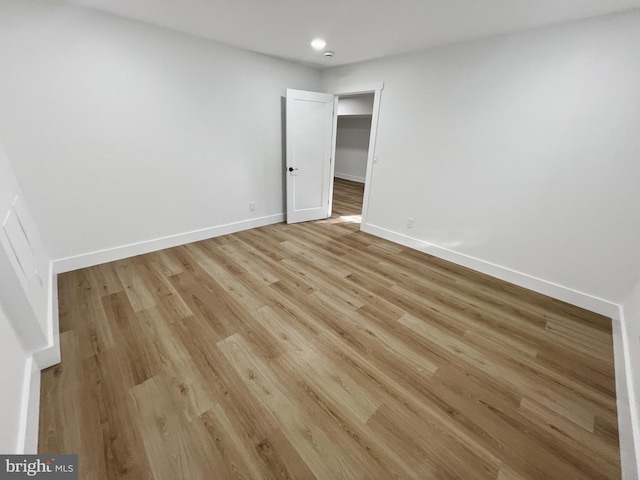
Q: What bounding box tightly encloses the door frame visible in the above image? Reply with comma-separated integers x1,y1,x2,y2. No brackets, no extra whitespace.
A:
327,82,384,226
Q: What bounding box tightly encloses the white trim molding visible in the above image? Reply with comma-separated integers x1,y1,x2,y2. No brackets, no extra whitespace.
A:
53,214,285,274
33,263,60,369
618,303,640,479
327,82,385,96
16,357,40,454
326,82,385,227
334,172,365,183
361,221,638,477
361,222,619,318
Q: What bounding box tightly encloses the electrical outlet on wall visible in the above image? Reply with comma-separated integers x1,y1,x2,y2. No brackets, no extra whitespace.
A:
406,217,415,228
249,202,256,212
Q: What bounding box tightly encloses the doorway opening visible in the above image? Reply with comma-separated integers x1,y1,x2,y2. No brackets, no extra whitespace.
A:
331,93,374,224
284,83,383,226
327,83,383,228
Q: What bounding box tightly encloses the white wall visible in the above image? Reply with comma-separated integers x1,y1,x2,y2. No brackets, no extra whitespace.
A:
0,0,320,265
337,95,374,116
0,304,30,454
622,281,640,476
0,0,318,456
1,0,638,465
322,11,640,306
334,116,371,183
323,12,640,474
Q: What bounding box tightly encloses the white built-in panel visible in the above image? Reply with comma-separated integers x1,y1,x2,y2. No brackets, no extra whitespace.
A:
3,202,35,281
2,197,48,313
0,139,51,360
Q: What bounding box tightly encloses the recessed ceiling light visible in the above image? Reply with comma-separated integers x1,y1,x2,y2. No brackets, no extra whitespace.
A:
311,38,326,50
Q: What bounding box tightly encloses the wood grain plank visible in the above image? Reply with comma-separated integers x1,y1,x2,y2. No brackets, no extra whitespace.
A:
40,178,621,479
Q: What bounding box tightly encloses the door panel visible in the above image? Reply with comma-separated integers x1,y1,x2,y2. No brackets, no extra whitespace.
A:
286,89,335,224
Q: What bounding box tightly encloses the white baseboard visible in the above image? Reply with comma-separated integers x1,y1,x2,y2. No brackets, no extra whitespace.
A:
335,172,365,183
362,222,640,476
34,268,60,370
618,306,640,479
25,215,286,455
53,214,285,274
31,215,638,474
363,222,638,476
17,262,58,454
361,223,619,318
16,357,41,454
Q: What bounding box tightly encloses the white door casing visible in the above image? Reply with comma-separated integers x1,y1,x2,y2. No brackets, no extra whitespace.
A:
327,83,385,226
285,89,335,224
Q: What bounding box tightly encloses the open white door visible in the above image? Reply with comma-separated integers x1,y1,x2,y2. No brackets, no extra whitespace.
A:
286,89,335,224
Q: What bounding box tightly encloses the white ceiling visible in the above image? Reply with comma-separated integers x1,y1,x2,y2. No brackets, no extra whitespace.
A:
64,0,640,67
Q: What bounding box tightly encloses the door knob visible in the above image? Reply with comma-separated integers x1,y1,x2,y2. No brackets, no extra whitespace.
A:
288,167,298,172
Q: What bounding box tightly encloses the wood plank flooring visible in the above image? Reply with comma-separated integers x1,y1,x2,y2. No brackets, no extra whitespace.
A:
40,178,621,479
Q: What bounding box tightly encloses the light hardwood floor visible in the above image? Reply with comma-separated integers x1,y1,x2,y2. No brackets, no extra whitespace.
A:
40,178,620,479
